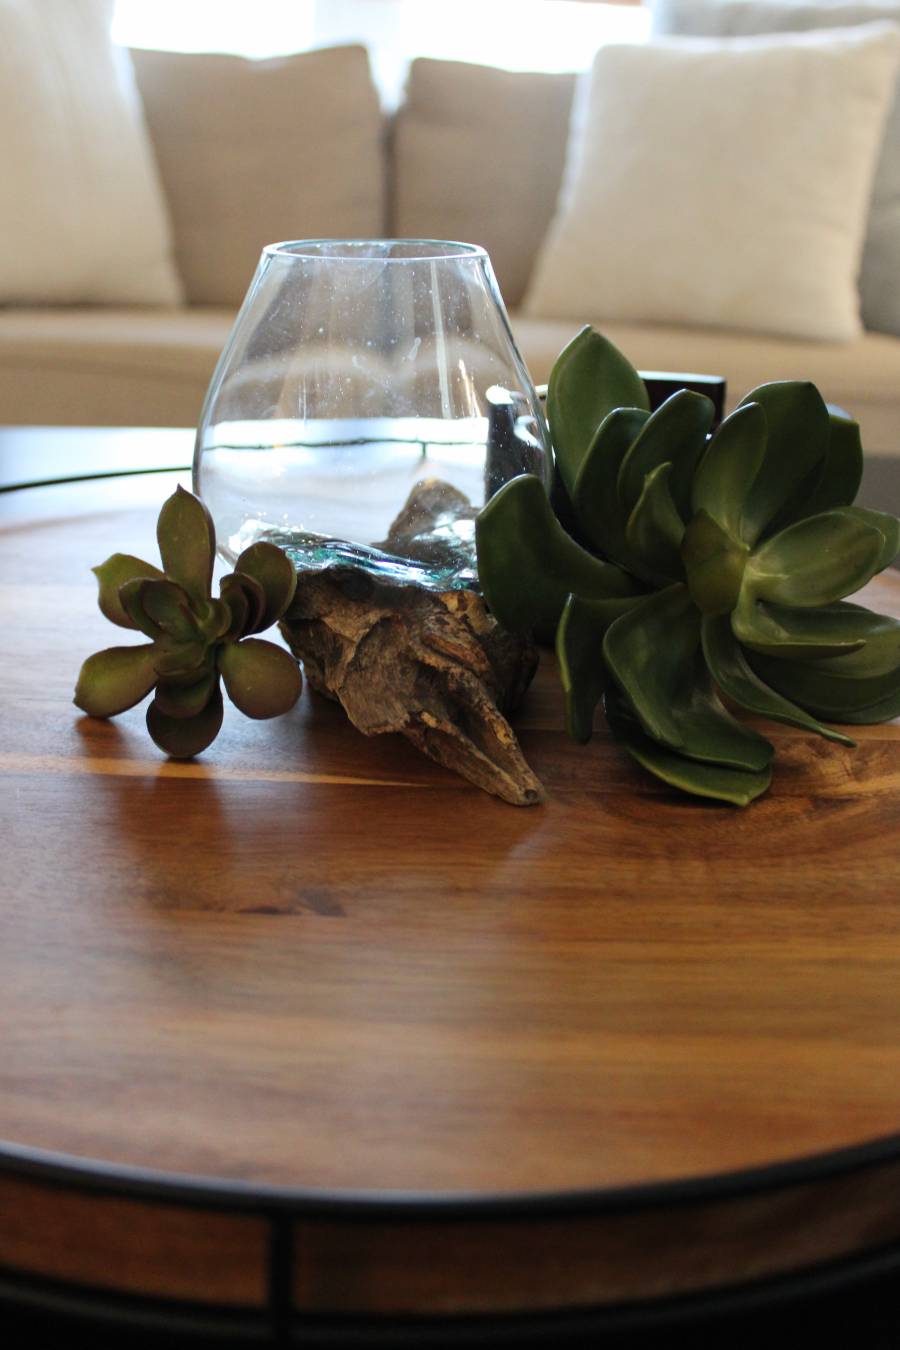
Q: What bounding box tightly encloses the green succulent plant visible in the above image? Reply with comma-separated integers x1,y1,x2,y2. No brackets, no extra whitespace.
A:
74,486,302,756
475,327,900,805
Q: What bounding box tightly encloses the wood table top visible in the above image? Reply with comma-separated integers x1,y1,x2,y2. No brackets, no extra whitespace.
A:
2,453,900,1326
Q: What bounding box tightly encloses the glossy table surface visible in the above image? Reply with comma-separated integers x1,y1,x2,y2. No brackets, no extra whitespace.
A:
2,431,900,1335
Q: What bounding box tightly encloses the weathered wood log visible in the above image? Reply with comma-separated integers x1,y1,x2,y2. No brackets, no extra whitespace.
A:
280,567,544,806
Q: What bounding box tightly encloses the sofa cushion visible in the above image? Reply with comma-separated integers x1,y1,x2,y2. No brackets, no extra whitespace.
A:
653,0,900,340
392,59,576,309
1,309,897,467
0,0,181,306
0,308,235,427
524,25,900,342
131,46,386,307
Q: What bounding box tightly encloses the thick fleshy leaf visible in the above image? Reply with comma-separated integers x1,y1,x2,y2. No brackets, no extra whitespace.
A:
749,648,900,721
617,390,714,521
234,542,298,631
738,382,830,543
731,596,890,663
153,670,219,720
572,407,650,566
801,604,900,679
826,684,900,724
225,572,267,637
118,577,163,640
691,403,766,543
605,690,772,807
702,614,853,746
681,511,748,616
842,506,900,572
218,639,302,719
151,636,210,682
475,474,643,643
745,509,884,607
190,598,231,644
624,461,685,584
764,409,864,539
219,573,251,641
74,644,158,718
603,584,772,770
547,327,649,497
147,685,224,758
138,579,198,641
92,553,164,629
556,592,644,743
801,410,864,520
156,485,215,605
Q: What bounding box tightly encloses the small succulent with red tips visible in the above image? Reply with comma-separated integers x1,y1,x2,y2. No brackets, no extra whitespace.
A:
75,486,301,756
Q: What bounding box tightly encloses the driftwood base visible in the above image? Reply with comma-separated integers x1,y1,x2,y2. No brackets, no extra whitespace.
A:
280,568,543,806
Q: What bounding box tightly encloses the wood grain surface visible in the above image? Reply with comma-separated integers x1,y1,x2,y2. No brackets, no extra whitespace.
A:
2,466,900,1317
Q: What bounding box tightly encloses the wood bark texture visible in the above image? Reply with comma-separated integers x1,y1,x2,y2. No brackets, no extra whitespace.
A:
280,566,543,805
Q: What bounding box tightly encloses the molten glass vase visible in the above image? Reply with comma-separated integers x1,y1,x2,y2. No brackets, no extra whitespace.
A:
193,239,550,591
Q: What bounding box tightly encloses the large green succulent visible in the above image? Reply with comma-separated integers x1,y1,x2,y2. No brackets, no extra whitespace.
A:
476,327,900,805
75,486,302,756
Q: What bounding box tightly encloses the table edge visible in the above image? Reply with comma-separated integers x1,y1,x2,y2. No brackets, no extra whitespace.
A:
3,1128,900,1219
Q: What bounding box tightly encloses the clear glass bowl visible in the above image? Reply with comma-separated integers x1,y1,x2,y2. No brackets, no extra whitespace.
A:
193,239,551,590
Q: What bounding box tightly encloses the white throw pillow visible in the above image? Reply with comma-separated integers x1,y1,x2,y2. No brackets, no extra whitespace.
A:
652,0,900,339
0,0,182,305
524,24,900,342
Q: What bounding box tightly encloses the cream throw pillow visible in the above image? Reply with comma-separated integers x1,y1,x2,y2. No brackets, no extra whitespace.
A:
0,0,182,305
524,24,900,342
652,0,900,339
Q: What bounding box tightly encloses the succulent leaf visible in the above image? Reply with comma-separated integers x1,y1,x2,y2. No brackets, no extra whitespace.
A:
153,670,219,720
219,573,252,641
117,577,163,640
548,327,650,497
475,474,643,643
745,509,884,607
156,484,215,606
603,585,773,770
738,382,831,544
841,506,900,572
231,572,267,636
147,685,224,758
194,598,232,643
682,511,748,616
74,644,158,718
138,579,199,642
822,684,900,724
151,637,210,681
701,614,853,746
749,648,900,723
92,553,165,629
217,638,302,719
605,689,772,807
572,407,651,566
767,409,864,535
800,605,900,679
556,592,644,743
731,596,891,663
691,402,767,543
617,390,714,522
234,542,299,632
624,462,685,585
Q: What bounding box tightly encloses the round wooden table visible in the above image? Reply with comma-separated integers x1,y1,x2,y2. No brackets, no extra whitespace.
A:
2,461,900,1344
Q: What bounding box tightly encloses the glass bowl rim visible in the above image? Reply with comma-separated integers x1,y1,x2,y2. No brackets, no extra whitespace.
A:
262,239,490,263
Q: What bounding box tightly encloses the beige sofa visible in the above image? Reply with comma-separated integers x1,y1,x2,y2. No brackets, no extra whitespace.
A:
4,45,899,467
